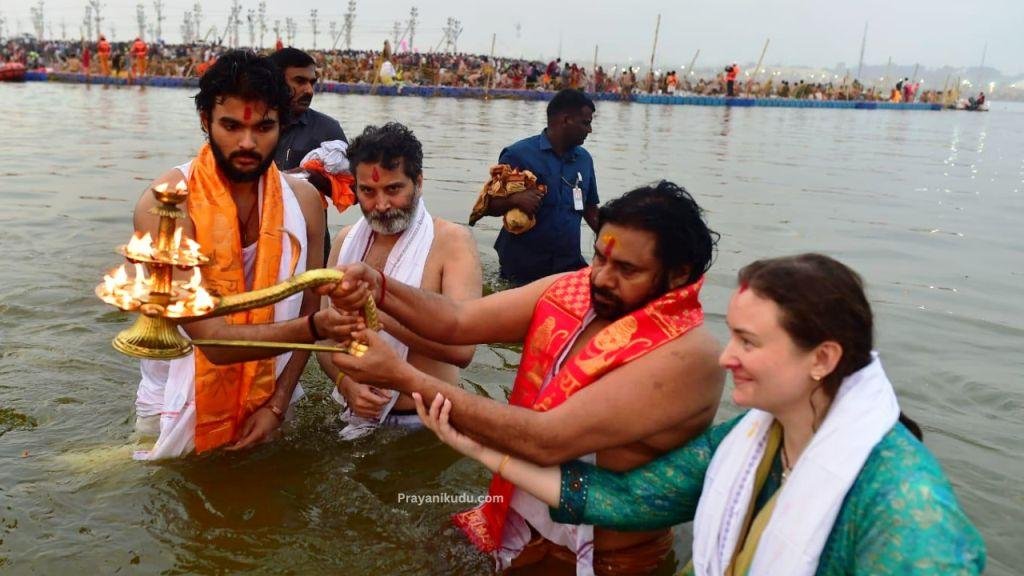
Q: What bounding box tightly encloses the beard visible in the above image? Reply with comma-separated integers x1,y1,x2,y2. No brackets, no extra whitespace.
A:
210,137,275,183
590,273,671,320
364,189,420,235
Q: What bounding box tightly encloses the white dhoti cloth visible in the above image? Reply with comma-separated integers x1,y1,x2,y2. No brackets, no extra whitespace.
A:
132,161,308,460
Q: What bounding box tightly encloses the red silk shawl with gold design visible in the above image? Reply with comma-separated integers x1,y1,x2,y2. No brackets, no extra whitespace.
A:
452,267,705,551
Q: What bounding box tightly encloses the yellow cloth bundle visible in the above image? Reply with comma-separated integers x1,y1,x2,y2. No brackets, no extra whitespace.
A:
468,164,547,235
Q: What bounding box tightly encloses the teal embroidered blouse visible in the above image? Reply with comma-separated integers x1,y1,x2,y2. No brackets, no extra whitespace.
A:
550,414,986,575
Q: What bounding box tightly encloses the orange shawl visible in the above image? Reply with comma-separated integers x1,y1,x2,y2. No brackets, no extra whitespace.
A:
186,143,285,453
452,267,705,551
300,158,356,213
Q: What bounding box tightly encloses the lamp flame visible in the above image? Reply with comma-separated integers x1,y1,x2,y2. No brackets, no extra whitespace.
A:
182,238,203,263
126,232,155,259
192,286,215,314
131,264,149,299
183,268,203,292
171,227,183,253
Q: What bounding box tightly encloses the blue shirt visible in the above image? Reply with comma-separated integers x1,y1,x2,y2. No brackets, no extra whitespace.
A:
495,130,599,285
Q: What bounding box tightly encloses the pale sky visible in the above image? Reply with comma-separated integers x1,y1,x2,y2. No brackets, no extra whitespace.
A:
7,0,1022,75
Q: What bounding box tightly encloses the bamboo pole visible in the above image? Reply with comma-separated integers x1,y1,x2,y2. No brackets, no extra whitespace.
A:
685,48,700,85
856,21,868,82
747,37,770,96
647,14,661,93
591,44,598,91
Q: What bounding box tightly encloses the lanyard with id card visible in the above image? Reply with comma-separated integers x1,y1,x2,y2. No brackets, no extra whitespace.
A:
564,172,585,211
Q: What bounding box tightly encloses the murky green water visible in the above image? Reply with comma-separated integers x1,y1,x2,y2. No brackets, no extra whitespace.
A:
1,83,1021,574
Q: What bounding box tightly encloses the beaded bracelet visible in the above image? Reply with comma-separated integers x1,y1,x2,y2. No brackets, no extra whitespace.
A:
308,310,323,341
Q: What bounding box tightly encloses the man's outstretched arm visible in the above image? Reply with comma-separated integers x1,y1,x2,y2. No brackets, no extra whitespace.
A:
332,328,724,466
321,262,557,347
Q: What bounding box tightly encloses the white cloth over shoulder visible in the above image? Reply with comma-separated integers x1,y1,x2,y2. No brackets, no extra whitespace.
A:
691,352,900,576
300,139,349,174
331,197,433,440
133,160,308,460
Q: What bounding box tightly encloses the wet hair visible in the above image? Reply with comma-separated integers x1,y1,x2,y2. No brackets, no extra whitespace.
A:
546,89,595,121
194,49,291,126
269,47,315,70
346,122,423,183
737,253,922,439
597,180,718,287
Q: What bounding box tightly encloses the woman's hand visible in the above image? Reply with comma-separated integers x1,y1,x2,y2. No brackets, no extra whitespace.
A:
413,392,485,460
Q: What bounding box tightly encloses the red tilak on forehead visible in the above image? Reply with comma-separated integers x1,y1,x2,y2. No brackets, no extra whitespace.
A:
243,106,252,121
371,166,380,182
600,234,617,258
738,282,749,293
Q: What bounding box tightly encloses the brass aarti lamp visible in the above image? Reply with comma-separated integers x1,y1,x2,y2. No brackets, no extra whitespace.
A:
96,182,377,360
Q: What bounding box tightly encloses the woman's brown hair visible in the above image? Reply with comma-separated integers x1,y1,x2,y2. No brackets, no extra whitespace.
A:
737,253,922,439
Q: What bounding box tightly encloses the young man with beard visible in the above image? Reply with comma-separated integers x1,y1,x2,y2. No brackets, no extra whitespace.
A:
131,50,328,459
323,182,724,574
314,122,482,440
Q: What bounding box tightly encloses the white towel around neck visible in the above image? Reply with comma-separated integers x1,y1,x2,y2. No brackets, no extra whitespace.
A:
691,352,899,576
331,197,434,435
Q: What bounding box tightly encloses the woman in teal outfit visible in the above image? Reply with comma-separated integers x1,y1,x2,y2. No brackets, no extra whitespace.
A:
415,254,985,575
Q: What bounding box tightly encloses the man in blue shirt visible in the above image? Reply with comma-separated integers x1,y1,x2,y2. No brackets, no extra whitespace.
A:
485,89,600,286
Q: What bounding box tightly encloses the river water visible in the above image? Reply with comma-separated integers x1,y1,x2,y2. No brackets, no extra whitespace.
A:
1,82,1021,574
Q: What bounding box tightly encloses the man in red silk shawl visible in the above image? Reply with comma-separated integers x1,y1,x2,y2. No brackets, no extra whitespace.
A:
326,182,724,575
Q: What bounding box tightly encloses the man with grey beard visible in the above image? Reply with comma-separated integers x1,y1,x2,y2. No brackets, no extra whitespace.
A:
314,122,483,439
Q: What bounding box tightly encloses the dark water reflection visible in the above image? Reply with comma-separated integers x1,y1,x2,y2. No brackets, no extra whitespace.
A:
0,83,1021,574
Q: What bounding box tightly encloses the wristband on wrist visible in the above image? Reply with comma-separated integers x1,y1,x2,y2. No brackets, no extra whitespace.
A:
265,403,285,422
308,310,323,341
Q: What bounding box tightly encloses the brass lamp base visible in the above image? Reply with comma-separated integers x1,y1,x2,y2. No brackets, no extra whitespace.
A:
107,269,380,360
113,314,193,359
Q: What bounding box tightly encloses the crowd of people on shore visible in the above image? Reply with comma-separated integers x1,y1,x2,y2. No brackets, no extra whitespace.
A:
3,36,956,103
